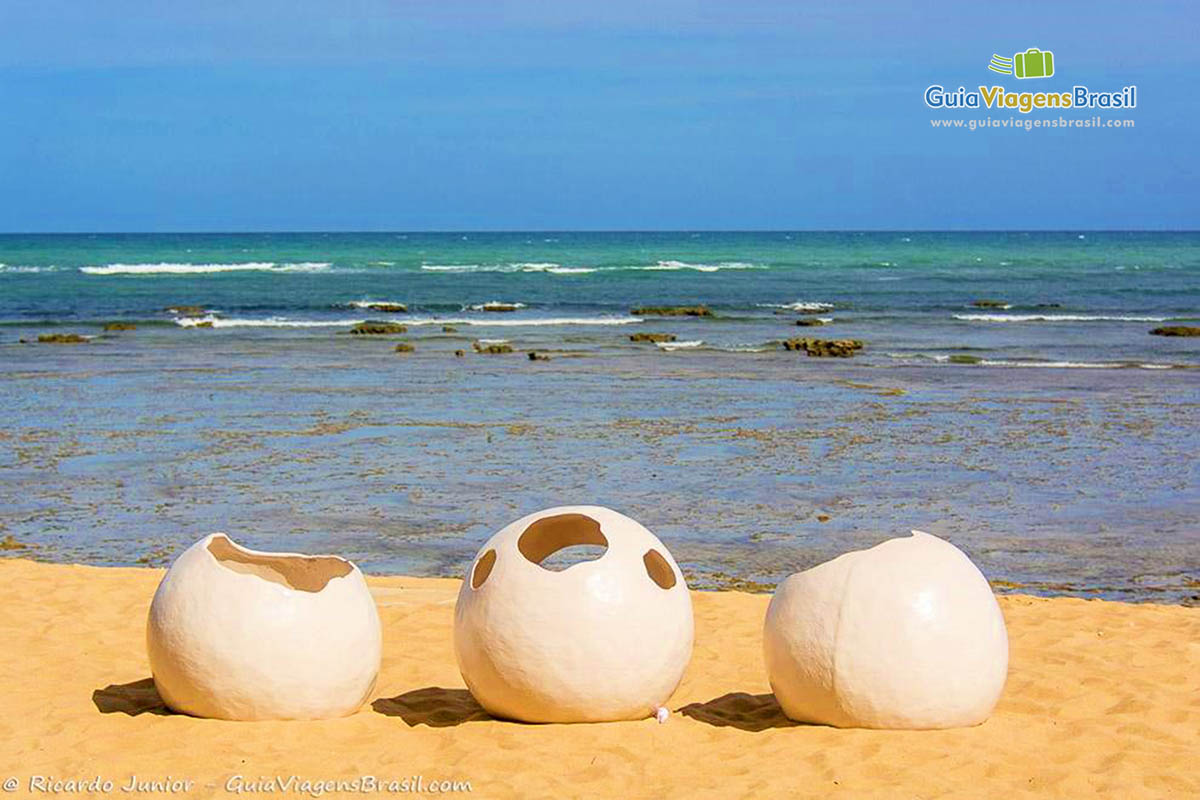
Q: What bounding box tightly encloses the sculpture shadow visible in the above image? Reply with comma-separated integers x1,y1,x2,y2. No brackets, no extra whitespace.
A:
372,687,492,727
678,692,801,732
92,677,172,716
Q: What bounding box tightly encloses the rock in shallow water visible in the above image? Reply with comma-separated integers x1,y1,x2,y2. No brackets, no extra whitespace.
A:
631,305,712,317
347,321,407,335
473,341,514,354
38,333,89,344
1150,326,1200,337
782,337,863,357
630,332,677,342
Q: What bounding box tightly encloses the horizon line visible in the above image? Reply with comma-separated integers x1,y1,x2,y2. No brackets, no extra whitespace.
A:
2,228,1199,236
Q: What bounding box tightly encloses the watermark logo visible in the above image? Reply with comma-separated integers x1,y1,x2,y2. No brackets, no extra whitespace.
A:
989,48,1055,79
987,54,1014,75
925,46,1136,119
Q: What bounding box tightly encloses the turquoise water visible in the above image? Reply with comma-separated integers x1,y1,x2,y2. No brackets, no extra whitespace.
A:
1,232,1197,603
2,233,1198,359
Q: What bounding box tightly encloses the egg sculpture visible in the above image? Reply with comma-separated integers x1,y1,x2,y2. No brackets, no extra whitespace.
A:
147,533,381,720
454,505,693,723
763,530,1008,729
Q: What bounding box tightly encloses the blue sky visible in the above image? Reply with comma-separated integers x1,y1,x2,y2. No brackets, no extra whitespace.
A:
0,1,1195,231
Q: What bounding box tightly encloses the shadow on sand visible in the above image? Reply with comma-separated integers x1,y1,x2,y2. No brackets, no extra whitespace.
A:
678,692,800,732
372,687,492,727
94,680,798,731
92,677,172,716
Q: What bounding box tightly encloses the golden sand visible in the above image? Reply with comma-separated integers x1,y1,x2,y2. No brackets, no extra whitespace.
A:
0,558,1196,798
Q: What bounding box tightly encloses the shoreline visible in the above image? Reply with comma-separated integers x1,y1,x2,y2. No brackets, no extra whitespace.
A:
2,557,1197,797
5,549,1197,607
5,541,1199,608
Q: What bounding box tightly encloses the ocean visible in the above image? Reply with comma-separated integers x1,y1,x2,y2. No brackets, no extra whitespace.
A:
1,231,1197,603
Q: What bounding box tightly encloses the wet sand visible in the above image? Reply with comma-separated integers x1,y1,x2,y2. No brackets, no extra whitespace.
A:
3,341,1198,605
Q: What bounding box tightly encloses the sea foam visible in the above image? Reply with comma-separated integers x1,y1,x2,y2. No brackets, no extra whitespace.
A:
175,315,643,329
347,300,406,309
641,260,760,272
656,339,704,350
468,301,528,311
422,316,641,327
978,360,1175,369
81,262,332,275
758,301,835,312
175,315,362,328
419,260,758,274
954,313,1171,323
885,352,1177,370
0,264,59,273
420,264,481,272
421,263,583,274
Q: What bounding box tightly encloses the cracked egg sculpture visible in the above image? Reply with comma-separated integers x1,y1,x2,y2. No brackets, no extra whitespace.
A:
147,533,381,720
454,505,693,723
763,530,1008,729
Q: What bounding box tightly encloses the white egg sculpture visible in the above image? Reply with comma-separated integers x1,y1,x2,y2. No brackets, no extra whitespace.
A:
147,533,381,720
454,505,693,723
763,530,1008,729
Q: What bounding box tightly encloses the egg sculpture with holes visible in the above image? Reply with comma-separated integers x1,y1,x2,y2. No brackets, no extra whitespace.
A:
453,505,694,722
763,530,1008,729
146,533,382,720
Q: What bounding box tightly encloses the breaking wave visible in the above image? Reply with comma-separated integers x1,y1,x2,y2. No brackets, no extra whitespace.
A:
884,352,1179,369
655,339,704,350
175,316,361,328
421,263,586,274
758,301,836,312
954,313,1172,323
467,301,527,311
420,260,759,274
347,300,406,310
640,261,761,272
175,315,643,329
979,360,1178,369
0,264,61,274
80,262,332,275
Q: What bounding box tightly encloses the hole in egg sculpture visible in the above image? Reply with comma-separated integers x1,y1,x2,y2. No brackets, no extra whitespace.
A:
207,534,352,593
472,549,497,588
518,513,609,571
643,549,677,589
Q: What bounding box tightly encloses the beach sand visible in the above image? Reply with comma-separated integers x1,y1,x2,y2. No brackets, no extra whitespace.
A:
0,558,1196,798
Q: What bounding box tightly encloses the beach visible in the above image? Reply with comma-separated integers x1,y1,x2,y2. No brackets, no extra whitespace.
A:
1,556,1196,798
2,231,1197,794
4,0,1196,794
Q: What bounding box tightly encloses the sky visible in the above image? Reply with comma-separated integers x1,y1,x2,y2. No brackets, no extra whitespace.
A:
0,1,1195,231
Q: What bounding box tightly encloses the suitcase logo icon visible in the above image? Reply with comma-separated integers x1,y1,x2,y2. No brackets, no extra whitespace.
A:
988,48,1055,79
